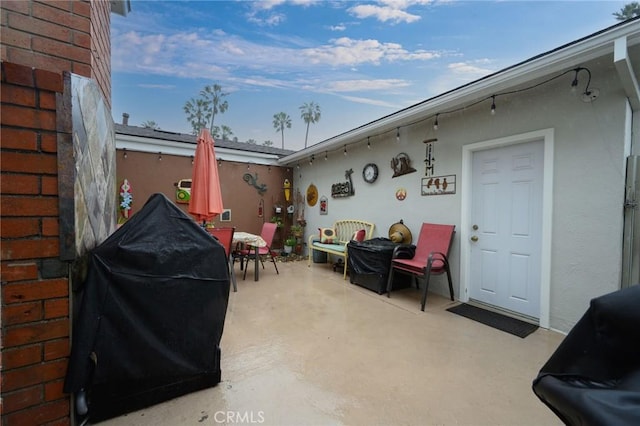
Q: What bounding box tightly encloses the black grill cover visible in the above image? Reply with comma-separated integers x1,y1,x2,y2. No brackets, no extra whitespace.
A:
348,238,411,294
532,285,640,425
64,193,230,422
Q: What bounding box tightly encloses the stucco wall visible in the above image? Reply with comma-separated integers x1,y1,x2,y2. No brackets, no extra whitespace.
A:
295,58,628,332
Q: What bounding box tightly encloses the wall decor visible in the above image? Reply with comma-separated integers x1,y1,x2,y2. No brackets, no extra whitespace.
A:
307,184,318,206
390,153,417,178
423,138,437,176
221,209,231,221
175,178,191,204
331,168,355,198
421,175,456,196
362,163,379,183
119,179,133,221
243,172,267,195
319,196,328,215
395,188,407,201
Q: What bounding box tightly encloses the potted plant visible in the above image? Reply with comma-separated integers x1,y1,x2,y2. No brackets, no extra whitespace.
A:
284,236,296,254
290,224,303,238
270,216,283,228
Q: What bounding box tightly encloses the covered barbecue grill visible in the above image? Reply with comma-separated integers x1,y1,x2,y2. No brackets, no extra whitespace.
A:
64,193,230,423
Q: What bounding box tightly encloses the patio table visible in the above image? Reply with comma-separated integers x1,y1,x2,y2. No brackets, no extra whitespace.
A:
233,232,267,281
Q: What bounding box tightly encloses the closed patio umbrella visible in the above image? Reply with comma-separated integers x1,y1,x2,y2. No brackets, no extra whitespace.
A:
188,128,224,225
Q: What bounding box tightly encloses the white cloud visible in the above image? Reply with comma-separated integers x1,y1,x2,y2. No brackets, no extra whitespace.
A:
138,84,176,89
330,24,347,31
325,79,410,92
348,4,421,23
448,61,493,77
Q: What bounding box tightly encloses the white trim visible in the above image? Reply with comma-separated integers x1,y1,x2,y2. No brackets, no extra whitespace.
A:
460,128,554,329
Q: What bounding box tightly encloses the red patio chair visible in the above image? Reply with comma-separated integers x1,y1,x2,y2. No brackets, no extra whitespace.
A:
238,222,279,280
207,227,237,292
386,223,455,311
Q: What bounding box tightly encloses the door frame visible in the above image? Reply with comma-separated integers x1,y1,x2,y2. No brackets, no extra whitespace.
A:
460,128,554,329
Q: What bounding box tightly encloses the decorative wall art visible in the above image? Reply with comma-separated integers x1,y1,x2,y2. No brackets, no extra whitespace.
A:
421,175,456,196
243,172,267,195
390,153,417,178
319,196,328,215
331,169,355,198
307,184,318,206
395,188,407,201
423,138,437,176
175,178,191,204
221,209,231,221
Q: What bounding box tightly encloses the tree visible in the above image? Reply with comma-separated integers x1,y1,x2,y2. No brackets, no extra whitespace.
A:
211,125,221,139
263,140,274,147
246,139,257,145
299,101,321,148
200,84,229,133
614,2,640,20
272,112,292,149
221,125,233,140
141,120,160,130
184,98,211,134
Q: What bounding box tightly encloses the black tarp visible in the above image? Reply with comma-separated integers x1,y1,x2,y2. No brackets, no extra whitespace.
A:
64,193,230,423
532,285,640,425
347,238,411,294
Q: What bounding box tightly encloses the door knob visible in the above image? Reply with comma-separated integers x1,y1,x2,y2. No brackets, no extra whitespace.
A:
470,235,478,242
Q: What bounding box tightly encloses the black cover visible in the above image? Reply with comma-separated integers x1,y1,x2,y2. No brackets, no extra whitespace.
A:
64,193,230,423
532,285,640,425
347,238,411,294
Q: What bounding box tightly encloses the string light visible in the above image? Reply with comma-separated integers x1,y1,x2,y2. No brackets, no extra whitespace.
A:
218,159,222,167
324,151,328,161
309,154,314,165
293,66,593,159
158,152,162,161
123,148,127,159
190,155,194,165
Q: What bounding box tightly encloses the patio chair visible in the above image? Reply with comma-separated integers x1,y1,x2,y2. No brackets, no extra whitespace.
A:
207,227,237,292
238,222,279,280
386,223,455,311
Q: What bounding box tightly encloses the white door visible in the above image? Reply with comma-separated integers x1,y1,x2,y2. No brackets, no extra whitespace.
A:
469,140,543,318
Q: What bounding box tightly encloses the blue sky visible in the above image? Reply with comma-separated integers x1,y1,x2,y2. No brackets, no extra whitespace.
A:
111,0,626,151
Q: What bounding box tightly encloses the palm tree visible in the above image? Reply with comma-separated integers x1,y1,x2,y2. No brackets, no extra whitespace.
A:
273,112,292,149
200,84,229,133
221,125,233,140
141,120,160,130
613,2,640,20
299,101,321,148
184,98,211,134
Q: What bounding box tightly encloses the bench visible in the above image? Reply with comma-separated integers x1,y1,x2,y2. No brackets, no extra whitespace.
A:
307,219,375,279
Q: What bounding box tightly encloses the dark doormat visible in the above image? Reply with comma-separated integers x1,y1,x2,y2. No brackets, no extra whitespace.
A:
446,303,538,338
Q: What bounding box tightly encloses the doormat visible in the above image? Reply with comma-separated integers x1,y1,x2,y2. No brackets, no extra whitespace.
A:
446,303,538,338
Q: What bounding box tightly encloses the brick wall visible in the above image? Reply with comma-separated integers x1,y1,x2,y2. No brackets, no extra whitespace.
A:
1,0,111,108
1,62,70,425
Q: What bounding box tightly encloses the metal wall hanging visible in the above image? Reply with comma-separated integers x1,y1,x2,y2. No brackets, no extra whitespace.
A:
331,169,355,198
243,172,267,195
421,175,456,196
319,196,328,215
395,188,407,201
390,153,417,178
307,184,318,206
423,138,437,176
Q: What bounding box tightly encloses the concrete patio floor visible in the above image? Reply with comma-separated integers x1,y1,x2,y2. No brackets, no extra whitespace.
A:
101,259,565,426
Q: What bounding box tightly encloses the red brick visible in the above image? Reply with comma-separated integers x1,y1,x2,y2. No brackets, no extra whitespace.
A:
7,12,72,43
44,338,69,361
34,69,63,92
32,2,74,27
3,398,70,425
0,104,56,130
2,301,43,325
0,260,39,281
0,127,38,150
0,151,57,173
1,344,42,369
71,61,91,78
44,380,65,402
2,83,37,107
7,48,72,75
42,217,59,236
32,36,90,64
73,0,91,17
3,318,69,347
41,132,57,153
2,359,68,391
42,175,58,195
70,14,90,34
44,298,68,319
2,62,34,87
1,26,32,49
44,417,71,426
2,279,68,303
39,91,57,110
72,30,90,49
0,218,41,238
1,238,60,261
0,195,59,217
2,385,43,413
1,0,31,14
1,173,40,194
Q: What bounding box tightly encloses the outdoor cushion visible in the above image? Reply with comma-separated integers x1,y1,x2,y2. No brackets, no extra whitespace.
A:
319,227,336,243
313,242,346,253
352,229,366,242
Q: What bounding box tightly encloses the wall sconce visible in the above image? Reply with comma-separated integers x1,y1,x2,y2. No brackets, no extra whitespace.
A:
123,148,127,159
